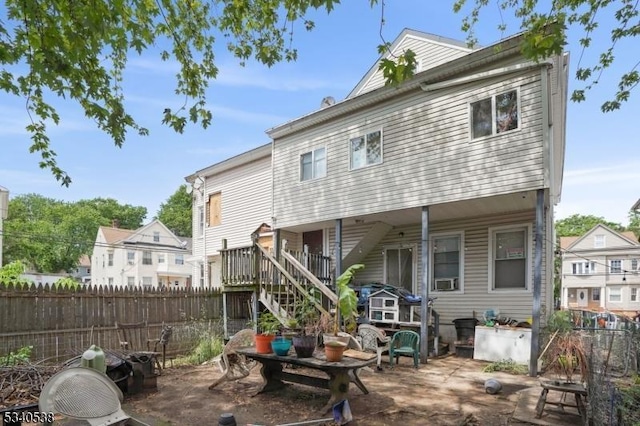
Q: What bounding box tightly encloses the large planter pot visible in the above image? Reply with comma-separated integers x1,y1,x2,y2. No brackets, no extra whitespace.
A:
292,335,316,358
324,341,347,362
255,334,276,354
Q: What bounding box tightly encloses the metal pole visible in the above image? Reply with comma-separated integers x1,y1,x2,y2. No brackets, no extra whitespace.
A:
530,189,544,376
420,206,430,364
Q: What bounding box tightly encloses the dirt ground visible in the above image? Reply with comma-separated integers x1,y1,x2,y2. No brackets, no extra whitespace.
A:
122,354,547,426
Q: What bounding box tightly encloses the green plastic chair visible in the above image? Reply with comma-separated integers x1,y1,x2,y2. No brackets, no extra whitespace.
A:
389,330,420,369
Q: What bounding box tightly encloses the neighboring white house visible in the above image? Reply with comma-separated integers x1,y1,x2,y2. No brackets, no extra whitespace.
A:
72,255,92,284
0,185,8,266
560,224,640,317
185,143,272,289
91,220,192,288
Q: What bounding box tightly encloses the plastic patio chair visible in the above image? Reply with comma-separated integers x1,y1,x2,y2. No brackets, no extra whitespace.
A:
389,330,420,369
209,329,257,390
356,324,391,369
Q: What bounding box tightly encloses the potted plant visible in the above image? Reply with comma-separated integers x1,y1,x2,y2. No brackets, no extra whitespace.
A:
323,264,364,362
255,311,281,354
291,290,322,358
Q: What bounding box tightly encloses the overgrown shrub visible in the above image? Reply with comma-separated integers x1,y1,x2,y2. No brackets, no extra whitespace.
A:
482,359,528,375
0,346,33,366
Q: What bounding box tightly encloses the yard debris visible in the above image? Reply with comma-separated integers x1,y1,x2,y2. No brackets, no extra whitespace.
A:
0,363,60,408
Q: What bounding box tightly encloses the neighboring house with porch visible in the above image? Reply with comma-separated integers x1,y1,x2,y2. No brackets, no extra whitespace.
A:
91,220,192,288
0,185,8,266
560,224,640,317
189,28,569,370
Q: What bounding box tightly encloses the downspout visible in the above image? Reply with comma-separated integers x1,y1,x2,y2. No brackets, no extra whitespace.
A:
530,189,544,377
420,61,553,92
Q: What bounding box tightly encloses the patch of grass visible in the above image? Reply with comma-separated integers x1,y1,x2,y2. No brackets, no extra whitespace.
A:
175,335,225,366
482,359,528,375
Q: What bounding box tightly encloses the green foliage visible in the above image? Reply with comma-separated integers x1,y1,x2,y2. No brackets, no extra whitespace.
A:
0,261,33,286
53,277,80,290
555,214,624,237
379,49,417,86
546,310,575,333
257,311,282,335
454,0,640,112
617,383,640,426
334,264,364,335
181,335,225,366
0,346,33,366
482,359,528,375
156,185,192,237
3,194,146,272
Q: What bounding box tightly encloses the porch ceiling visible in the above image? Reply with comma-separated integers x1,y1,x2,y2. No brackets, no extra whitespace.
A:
283,190,542,232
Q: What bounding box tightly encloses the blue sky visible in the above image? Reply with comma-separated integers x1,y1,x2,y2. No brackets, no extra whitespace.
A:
1,1,638,225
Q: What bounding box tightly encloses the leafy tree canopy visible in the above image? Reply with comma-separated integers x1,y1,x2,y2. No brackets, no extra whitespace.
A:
555,214,625,237
156,185,192,237
2,0,637,184
2,194,147,272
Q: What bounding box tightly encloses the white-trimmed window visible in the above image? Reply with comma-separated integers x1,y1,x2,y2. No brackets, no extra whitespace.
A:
200,262,205,287
471,89,519,139
127,251,135,265
198,206,204,237
350,130,382,170
631,287,638,302
594,234,605,248
158,253,165,264
608,288,621,302
153,231,160,242
300,147,326,181
142,276,152,287
175,254,184,265
592,288,601,301
632,258,639,271
108,277,113,286
432,233,463,292
142,251,152,265
107,253,114,267
609,259,622,274
572,262,596,275
489,225,530,291
127,276,135,287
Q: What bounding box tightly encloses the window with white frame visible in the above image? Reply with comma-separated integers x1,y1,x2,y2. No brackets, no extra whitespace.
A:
610,259,622,274
609,287,621,302
175,254,184,265
632,258,639,271
300,147,326,181
127,251,135,265
200,262,205,287
198,206,204,237
350,130,382,169
127,276,135,287
594,234,605,248
572,261,596,275
158,253,165,263
631,287,638,302
490,226,528,290
153,231,160,242
108,277,113,286
107,253,113,267
432,234,462,292
142,251,152,265
592,287,601,301
142,277,152,287
470,89,519,139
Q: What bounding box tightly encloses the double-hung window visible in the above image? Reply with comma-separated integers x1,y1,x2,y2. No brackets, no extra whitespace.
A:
490,225,529,290
175,254,184,265
631,288,638,302
592,288,601,301
300,148,326,181
432,233,463,292
107,253,114,267
350,130,382,169
142,251,152,265
153,231,160,242
471,89,519,139
158,253,165,263
127,251,135,265
609,259,622,274
609,288,621,302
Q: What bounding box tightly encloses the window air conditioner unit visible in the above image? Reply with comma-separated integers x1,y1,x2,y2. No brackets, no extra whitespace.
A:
435,278,456,291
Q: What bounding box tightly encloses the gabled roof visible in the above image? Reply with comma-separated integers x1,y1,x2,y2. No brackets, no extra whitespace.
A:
99,226,135,244
347,28,472,98
124,219,185,248
563,223,640,251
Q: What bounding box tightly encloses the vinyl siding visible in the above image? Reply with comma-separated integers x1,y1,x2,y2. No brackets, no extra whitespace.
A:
273,69,545,229
327,210,548,331
353,34,471,97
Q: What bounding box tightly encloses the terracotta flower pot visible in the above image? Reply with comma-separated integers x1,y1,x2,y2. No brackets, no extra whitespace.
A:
255,334,276,354
324,341,347,362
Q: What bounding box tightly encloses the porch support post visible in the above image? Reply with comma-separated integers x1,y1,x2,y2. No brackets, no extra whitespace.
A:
420,206,430,364
273,229,281,285
222,292,229,339
561,286,569,309
600,286,606,308
530,189,544,376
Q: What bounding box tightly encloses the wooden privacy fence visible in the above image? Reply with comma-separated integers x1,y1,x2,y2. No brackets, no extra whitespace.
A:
0,283,248,362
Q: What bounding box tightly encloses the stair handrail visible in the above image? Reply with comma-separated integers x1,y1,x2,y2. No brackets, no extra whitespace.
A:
280,250,337,304
255,244,332,318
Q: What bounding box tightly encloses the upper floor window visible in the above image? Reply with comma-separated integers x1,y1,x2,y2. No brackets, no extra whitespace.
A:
490,225,529,291
631,287,638,302
107,253,114,267
153,231,160,242
594,234,605,248
572,262,596,275
175,254,184,265
300,147,326,181
609,259,622,274
350,130,382,170
198,206,204,236
142,251,152,265
632,258,639,271
158,253,165,263
471,89,519,139
127,251,135,265
432,234,463,292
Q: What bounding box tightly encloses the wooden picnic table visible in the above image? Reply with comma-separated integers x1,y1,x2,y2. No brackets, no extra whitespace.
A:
235,347,377,411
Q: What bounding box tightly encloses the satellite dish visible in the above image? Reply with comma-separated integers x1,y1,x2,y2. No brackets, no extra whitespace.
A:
193,177,204,190
320,96,336,108
185,185,193,194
